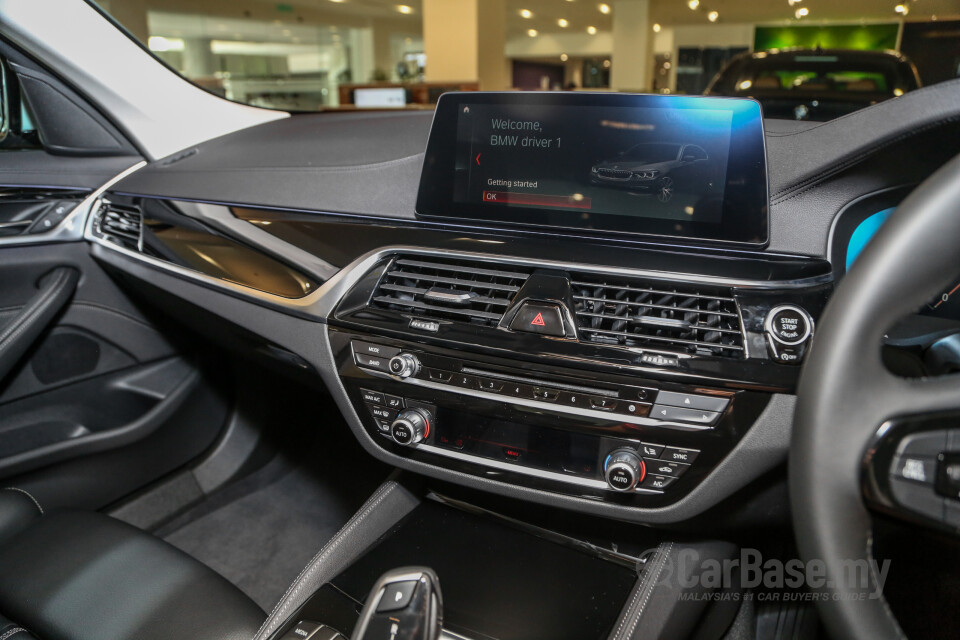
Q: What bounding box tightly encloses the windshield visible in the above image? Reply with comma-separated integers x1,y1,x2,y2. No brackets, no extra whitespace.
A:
96,1,959,121
619,143,680,163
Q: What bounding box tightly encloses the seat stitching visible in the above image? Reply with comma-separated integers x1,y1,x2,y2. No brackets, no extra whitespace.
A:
3,488,43,515
253,481,398,640
627,541,674,639
0,627,28,640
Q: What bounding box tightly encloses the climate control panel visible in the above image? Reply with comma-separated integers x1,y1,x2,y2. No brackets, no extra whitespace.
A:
332,329,771,506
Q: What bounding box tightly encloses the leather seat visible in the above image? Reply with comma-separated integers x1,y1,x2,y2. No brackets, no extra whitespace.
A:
0,488,265,640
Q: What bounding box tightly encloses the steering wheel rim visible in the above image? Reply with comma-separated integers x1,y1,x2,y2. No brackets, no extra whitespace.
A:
791,153,960,640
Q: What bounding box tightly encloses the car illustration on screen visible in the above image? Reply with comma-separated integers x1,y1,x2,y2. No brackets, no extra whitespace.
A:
590,142,714,203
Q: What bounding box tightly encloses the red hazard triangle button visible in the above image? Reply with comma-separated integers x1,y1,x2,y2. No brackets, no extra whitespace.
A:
509,303,566,337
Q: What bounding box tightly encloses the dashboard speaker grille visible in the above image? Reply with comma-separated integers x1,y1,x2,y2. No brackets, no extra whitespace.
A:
371,256,531,326
96,201,142,251
571,275,745,358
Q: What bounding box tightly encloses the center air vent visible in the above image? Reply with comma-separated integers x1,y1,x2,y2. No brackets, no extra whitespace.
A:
96,201,142,251
571,275,745,358
371,256,531,327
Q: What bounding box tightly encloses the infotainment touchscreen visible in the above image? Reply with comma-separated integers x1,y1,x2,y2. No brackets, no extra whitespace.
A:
416,92,768,246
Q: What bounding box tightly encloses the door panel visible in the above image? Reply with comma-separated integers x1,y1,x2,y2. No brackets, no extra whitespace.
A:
0,238,231,511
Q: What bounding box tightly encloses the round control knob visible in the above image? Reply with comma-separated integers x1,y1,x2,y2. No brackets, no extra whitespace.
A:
388,353,420,378
604,448,646,492
391,408,432,446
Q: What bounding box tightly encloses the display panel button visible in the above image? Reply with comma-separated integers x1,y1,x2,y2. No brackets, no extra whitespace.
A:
368,405,399,422
533,387,560,402
655,391,729,413
589,397,618,411
650,404,719,425
451,373,478,389
355,353,392,372
353,341,401,359
478,378,504,392
639,442,665,458
360,388,385,405
644,459,691,477
892,456,937,485
383,394,405,409
661,446,700,464
640,475,677,490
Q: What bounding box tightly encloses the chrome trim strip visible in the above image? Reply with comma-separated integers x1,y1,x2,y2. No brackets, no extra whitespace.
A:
362,367,714,432
0,161,146,248
417,443,663,495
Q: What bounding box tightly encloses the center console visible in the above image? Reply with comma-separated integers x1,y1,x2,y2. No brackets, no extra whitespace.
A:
328,249,830,509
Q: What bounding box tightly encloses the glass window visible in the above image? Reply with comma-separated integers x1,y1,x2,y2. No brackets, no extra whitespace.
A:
95,0,960,120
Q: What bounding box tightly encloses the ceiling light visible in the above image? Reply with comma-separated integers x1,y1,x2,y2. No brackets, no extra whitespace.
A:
329,0,346,3
795,7,809,18
527,28,538,37
787,0,801,5
737,80,752,90
893,88,904,96
520,9,533,18
598,3,611,14
560,53,569,61
558,18,569,27
282,29,292,36
688,0,699,10
652,23,661,32
894,3,909,15
602,59,611,68
707,10,719,22
396,4,413,14
587,25,598,34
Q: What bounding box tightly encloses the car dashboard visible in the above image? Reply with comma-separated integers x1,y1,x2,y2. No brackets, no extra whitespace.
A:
79,83,960,525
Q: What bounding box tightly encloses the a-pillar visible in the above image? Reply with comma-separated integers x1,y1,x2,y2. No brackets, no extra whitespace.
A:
611,0,652,92
104,0,149,43
422,0,508,90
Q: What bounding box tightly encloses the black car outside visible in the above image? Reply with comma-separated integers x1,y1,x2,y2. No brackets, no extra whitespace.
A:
705,48,921,121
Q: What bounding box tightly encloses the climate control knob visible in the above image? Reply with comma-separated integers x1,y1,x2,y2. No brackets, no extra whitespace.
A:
388,353,420,378
391,408,432,446
604,448,646,491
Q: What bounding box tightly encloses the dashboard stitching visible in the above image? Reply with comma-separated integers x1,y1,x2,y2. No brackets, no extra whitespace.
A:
151,154,424,175
771,116,960,203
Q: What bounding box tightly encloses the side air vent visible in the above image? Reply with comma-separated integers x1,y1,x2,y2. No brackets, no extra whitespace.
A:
371,256,531,326
571,275,745,358
96,201,142,251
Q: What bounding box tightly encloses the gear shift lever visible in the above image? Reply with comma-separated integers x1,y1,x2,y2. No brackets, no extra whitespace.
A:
352,567,443,640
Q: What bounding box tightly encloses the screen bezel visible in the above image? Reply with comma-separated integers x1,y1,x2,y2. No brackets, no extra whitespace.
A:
416,92,769,247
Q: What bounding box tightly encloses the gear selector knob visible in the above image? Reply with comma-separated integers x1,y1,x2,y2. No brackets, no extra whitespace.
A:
352,567,443,640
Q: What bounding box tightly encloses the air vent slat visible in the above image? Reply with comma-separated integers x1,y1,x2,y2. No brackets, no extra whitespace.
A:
96,201,142,251
370,255,531,327
371,296,504,321
394,259,530,280
378,283,512,307
387,270,522,293
572,274,745,358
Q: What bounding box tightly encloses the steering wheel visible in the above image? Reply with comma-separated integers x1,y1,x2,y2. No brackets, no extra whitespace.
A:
791,152,960,639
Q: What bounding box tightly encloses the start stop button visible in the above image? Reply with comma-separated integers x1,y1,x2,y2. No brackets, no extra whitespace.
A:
764,305,814,365
766,305,812,345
